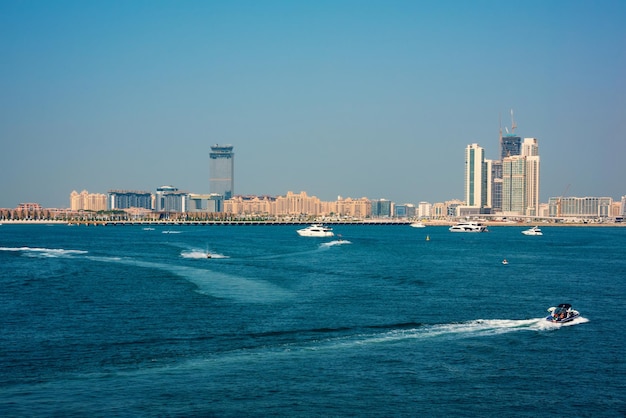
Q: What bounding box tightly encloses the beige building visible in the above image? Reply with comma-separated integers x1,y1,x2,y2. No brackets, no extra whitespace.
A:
70,190,107,211
224,191,371,218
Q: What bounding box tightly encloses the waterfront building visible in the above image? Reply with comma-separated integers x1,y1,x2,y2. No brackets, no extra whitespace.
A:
331,196,371,218
371,199,392,218
107,190,152,210
70,190,107,211
396,203,417,219
394,204,408,218
187,193,223,213
418,201,432,219
622,196,626,217
209,144,234,200
154,186,188,213
445,199,464,218
548,196,613,219
274,191,321,216
431,202,446,219
224,195,274,215
17,203,43,211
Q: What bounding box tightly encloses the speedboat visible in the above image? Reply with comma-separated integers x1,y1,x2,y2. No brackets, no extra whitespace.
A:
297,224,334,237
546,303,580,323
449,222,487,232
522,226,543,236
410,221,426,228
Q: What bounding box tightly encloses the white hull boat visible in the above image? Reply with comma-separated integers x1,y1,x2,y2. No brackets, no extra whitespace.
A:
449,222,487,232
297,224,334,237
522,226,543,236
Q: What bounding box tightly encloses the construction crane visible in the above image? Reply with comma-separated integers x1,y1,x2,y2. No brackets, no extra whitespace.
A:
510,109,517,134
556,184,571,218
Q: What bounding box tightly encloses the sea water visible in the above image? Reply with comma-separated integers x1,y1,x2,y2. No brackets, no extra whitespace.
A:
1,224,624,416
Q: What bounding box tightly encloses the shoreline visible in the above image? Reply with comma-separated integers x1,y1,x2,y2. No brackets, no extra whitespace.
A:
1,219,623,227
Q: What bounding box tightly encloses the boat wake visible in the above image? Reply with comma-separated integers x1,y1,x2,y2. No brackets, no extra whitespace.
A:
0,246,88,258
181,250,228,259
273,317,591,353
321,239,351,248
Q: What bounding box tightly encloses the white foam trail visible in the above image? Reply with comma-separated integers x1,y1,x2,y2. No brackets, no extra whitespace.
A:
181,250,228,259
162,230,182,234
317,317,589,351
321,240,351,248
0,246,88,257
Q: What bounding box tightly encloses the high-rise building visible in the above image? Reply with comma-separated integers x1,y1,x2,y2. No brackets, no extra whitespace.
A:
501,138,540,216
522,138,540,216
490,161,503,212
209,145,234,200
464,143,491,210
501,135,521,159
501,156,526,214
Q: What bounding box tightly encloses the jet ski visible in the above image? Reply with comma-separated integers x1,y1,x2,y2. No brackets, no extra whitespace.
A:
546,303,580,323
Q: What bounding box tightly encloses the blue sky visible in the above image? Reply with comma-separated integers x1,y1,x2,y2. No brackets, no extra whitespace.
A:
1,0,624,208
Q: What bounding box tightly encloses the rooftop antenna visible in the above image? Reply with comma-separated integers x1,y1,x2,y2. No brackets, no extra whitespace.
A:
510,109,517,134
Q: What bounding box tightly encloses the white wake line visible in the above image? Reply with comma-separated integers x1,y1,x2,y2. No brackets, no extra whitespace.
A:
311,317,590,352
0,246,88,256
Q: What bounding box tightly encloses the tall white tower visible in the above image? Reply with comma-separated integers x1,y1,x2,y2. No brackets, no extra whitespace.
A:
464,143,490,209
522,138,540,216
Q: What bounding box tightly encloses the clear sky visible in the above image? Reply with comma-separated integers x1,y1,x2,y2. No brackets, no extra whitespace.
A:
1,0,625,208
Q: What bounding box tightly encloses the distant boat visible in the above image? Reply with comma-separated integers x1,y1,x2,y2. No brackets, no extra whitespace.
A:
502,259,509,265
449,222,488,232
410,221,425,228
522,226,543,236
297,224,334,237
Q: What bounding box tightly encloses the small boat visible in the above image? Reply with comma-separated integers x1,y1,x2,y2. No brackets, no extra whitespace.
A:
522,226,543,236
546,303,580,323
502,259,508,265
410,221,425,228
297,224,334,237
449,221,487,232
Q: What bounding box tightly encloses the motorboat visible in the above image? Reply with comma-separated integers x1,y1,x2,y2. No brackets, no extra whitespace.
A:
522,226,543,236
501,259,509,265
410,221,426,228
296,224,334,237
546,304,580,323
449,221,487,232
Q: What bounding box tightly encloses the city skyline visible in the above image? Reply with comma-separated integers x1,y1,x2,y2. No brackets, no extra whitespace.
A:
1,1,625,208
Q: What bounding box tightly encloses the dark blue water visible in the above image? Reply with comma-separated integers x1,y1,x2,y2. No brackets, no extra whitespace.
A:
1,224,625,416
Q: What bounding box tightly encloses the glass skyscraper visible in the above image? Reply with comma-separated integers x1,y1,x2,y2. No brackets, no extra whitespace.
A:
501,135,521,159
209,145,234,200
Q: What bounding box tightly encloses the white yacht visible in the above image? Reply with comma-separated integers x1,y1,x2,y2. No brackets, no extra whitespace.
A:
522,226,543,236
449,221,487,232
410,221,425,228
297,224,335,237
